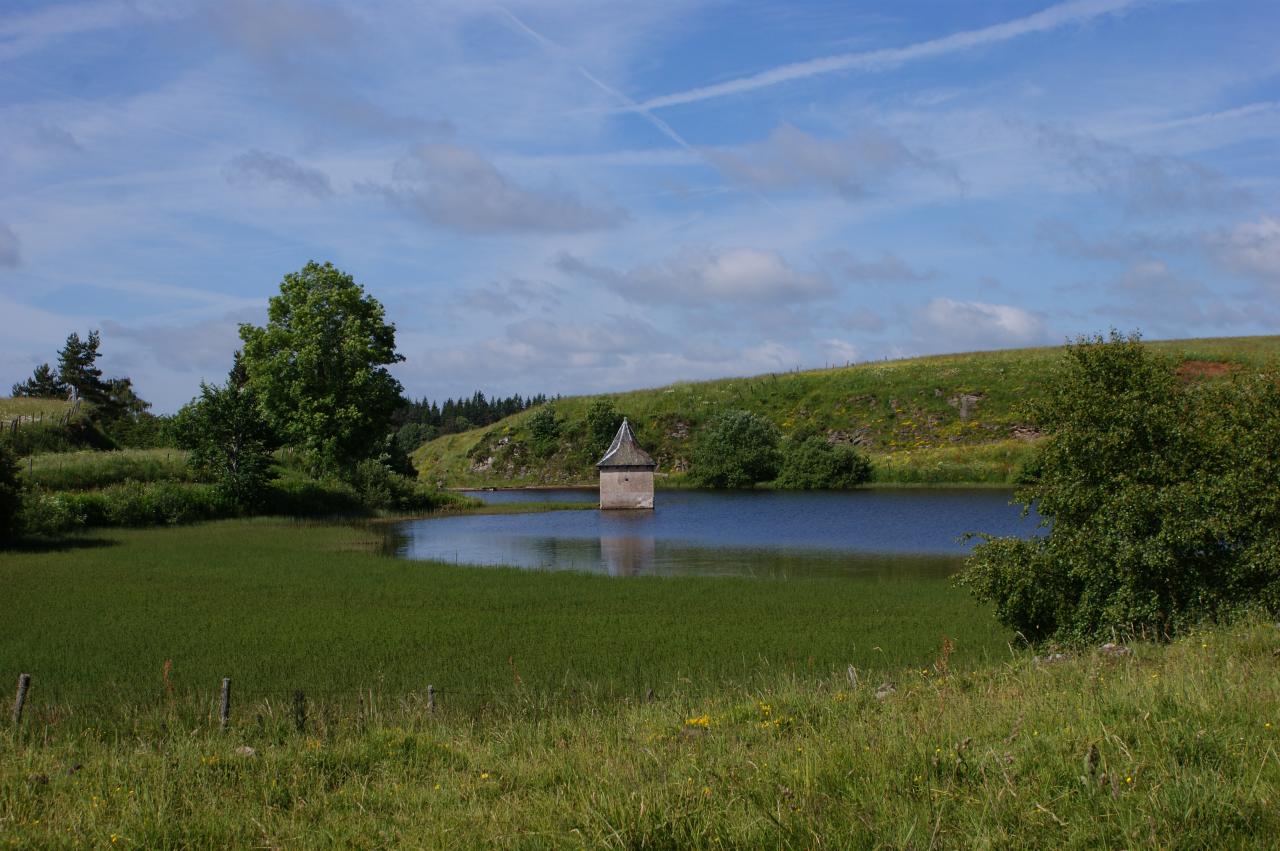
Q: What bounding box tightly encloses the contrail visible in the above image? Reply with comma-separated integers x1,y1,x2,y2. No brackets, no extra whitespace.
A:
634,0,1166,112
492,5,699,155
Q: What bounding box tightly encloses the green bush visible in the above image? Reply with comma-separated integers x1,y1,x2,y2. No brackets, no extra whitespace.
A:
350,458,461,512
776,437,872,489
584,398,622,457
46,481,230,530
689,409,781,489
527,404,560,458
18,490,86,537
263,471,366,517
0,442,21,543
959,332,1280,643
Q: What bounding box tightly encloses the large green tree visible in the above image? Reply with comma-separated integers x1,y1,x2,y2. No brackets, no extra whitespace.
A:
959,332,1280,643
239,261,404,475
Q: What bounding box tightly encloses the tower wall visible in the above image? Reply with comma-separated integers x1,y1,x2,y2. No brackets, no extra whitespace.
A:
599,467,654,509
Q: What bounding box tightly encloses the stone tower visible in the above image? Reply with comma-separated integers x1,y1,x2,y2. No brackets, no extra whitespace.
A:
596,417,656,509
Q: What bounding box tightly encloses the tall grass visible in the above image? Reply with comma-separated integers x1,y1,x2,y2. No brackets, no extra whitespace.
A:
20,448,194,490
2,620,1276,847
871,439,1037,484
0,520,1006,715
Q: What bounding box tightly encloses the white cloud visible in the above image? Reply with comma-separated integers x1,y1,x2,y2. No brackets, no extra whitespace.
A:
364,145,627,234
913,297,1047,350
1206,215,1280,289
557,246,831,305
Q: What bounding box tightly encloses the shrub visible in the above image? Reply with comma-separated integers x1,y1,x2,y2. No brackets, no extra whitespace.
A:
527,404,560,457
584,398,623,457
776,437,872,489
959,332,1280,644
47,481,230,529
0,442,21,543
689,409,781,489
18,490,86,538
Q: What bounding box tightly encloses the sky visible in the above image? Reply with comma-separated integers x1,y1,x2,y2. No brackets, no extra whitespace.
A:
1,0,1278,413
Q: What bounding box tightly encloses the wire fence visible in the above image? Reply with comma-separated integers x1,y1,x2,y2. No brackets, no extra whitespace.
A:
6,670,665,735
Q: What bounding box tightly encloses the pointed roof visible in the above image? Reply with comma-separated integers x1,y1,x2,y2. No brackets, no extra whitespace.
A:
596,417,656,468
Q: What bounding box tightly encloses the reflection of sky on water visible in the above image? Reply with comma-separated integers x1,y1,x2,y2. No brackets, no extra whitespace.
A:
394,489,1041,578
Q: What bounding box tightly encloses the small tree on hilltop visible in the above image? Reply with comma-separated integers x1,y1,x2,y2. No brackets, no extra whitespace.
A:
239,261,404,477
11,363,66,398
57,330,110,405
690,409,781,488
959,331,1280,644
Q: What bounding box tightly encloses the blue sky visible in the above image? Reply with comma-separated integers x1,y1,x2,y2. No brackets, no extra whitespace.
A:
2,0,1278,412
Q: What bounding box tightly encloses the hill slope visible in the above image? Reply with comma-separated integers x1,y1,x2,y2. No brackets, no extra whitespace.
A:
412,336,1280,488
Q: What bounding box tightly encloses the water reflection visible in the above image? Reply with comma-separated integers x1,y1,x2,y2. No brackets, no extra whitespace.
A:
393,489,1039,579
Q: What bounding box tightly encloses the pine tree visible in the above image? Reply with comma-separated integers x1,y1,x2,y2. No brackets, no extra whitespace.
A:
11,362,67,398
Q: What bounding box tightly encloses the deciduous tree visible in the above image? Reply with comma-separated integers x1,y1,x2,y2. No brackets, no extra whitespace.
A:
960,331,1280,643
239,261,403,476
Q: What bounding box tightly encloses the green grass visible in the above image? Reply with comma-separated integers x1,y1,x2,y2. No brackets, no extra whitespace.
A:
2,619,1276,847
0,520,1005,716
0,397,75,423
19,448,193,490
414,335,1280,488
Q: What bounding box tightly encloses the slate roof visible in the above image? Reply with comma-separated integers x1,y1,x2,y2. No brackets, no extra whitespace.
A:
596,418,656,468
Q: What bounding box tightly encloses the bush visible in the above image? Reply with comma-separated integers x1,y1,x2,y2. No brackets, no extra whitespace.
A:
527,404,560,457
689,409,781,489
0,442,21,543
18,490,86,538
776,437,872,489
584,398,622,457
44,481,231,530
263,472,365,517
959,332,1280,644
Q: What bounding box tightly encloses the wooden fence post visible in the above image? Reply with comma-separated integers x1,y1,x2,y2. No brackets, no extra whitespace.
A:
219,678,232,731
13,674,31,727
427,684,435,714
292,690,307,733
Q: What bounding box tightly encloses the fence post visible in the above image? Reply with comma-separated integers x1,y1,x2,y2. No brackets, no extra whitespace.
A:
292,690,307,734
427,684,435,715
13,674,31,727
219,678,232,731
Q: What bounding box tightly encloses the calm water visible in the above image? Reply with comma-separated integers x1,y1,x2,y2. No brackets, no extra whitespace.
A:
391,488,1041,578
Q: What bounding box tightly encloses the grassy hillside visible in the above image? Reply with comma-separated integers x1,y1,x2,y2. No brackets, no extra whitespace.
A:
413,335,1280,488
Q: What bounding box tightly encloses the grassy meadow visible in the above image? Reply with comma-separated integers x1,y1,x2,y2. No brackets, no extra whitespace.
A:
2,614,1276,847
0,520,1005,718
413,335,1280,488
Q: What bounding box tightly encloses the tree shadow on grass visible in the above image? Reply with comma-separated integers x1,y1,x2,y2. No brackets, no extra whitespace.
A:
2,536,120,554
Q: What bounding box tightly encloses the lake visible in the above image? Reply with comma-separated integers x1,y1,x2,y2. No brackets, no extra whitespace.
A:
391,488,1041,578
